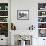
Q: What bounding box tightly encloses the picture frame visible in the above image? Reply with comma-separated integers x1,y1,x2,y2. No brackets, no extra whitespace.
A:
17,10,29,20
38,29,46,37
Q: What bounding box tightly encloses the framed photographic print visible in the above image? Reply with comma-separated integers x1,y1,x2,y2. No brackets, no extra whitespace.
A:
17,10,29,20
38,29,46,37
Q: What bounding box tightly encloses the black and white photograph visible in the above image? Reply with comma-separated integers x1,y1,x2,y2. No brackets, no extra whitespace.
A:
17,10,29,20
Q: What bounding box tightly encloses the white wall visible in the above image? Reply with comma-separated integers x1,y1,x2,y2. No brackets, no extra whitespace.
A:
11,0,46,46
11,0,38,30
11,0,46,30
